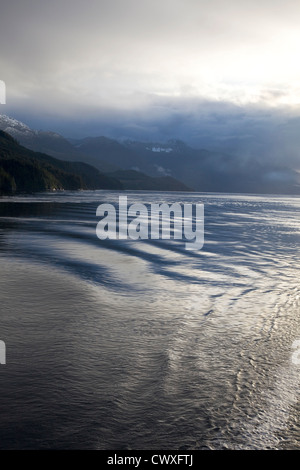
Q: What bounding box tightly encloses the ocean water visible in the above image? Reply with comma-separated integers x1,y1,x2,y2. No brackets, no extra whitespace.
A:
0,190,300,450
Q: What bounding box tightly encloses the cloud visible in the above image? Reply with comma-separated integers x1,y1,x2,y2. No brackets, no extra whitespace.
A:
1,0,300,170
2,0,300,108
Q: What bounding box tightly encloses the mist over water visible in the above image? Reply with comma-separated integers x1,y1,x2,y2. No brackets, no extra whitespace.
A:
0,190,300,450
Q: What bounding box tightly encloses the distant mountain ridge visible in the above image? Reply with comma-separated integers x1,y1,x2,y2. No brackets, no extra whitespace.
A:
0,116,191,193
1,114,300,195
73,134,300,194
107,169,191,192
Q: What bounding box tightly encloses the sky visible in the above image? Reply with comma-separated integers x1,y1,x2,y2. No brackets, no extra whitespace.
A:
1,0,300,167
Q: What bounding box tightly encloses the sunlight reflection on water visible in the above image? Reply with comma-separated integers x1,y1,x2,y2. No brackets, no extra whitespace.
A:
0,191,300,449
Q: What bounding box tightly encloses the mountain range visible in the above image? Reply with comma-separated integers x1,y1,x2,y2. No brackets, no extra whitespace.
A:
1,114,300,195
0,130,123,193
0,115,191,194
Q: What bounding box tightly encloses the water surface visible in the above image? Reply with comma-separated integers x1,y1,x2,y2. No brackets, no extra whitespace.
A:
0,190,300,449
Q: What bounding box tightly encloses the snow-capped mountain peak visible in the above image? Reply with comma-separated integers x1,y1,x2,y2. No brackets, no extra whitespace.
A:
0,114,37,138
147,146,173,153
